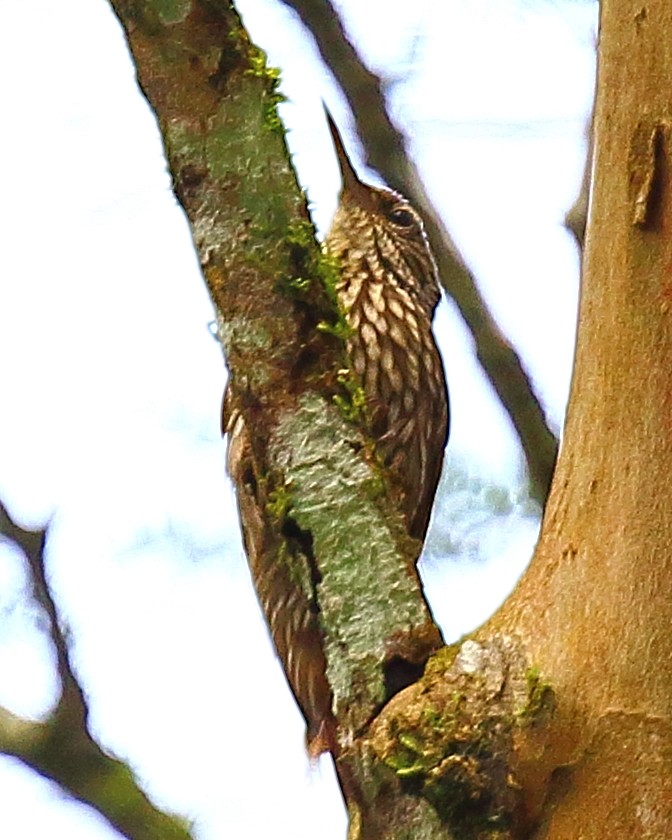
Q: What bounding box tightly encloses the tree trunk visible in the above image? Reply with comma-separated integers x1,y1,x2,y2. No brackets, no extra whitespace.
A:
484,1,672,835
107,0,443,826
104,1,672,838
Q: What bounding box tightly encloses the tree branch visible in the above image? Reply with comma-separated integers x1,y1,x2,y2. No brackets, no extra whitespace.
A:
107,0,444,825
279,0,559,506
0,500,194,840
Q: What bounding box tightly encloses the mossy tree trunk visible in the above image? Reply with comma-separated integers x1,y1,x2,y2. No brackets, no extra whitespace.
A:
107,0,443,832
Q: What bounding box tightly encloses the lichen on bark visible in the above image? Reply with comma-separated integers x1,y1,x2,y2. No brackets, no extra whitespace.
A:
109,4,446,822
270,394,441,733
362,637,556,839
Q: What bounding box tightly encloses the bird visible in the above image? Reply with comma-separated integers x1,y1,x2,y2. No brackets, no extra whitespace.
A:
324,109,449,542
225,110,449,757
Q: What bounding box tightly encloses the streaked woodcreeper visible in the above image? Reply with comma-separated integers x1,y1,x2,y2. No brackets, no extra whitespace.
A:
225,111,449,755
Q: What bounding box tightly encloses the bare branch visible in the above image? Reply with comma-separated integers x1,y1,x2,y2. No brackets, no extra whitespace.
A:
0,502,87,724
279,0,559,505
105,0,444,820
0,501,194,840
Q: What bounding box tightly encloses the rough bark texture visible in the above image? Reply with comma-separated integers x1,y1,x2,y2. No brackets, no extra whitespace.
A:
108,1,672,837
321,2,672,837
107,0,443,825
7,0,668,837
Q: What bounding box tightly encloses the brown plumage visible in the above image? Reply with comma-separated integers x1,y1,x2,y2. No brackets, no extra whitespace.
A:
225,404,333,753
225,112,449,755
325,111,449,540
259,548,332,754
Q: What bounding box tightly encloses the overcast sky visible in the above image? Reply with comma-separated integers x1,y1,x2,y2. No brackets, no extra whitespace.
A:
0,1,596,837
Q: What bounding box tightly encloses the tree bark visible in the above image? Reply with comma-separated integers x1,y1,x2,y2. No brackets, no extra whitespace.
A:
107,0,443,825
107,0,672,837
7,1,669,837
482,2,672,835
314,1,672,837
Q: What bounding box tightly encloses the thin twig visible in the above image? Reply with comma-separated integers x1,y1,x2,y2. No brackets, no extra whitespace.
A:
0,503,87,724
0,500,194,840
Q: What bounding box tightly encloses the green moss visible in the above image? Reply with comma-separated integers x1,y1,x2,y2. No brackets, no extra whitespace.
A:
383,691,466,779
315,250,352,345
246,46,275,79
316,249,343,306
385,730,442,778
266,484,294,522
382,658,552,833
270,395,431,715
360,472,386,502
275,220,370,427
283,225,348,331
275,220,321,297
317,254,362,421
146,0,192,25
285,218,315,249
245,47,286,134
423,642,463,679
421,705,444,729
316,317,352,340
333,368,366,422
377,654,526,837
278,275,312,296
387,720,511,836
277,222,345,310
517,666,554,725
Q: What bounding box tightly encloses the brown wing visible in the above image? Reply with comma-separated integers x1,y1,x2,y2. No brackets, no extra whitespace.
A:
347,276,449,543
224,390,335,755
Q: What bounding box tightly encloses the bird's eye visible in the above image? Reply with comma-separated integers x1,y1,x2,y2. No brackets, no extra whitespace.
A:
388,207,415,228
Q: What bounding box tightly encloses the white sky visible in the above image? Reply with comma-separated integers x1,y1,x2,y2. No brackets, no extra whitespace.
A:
0,1,596,837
